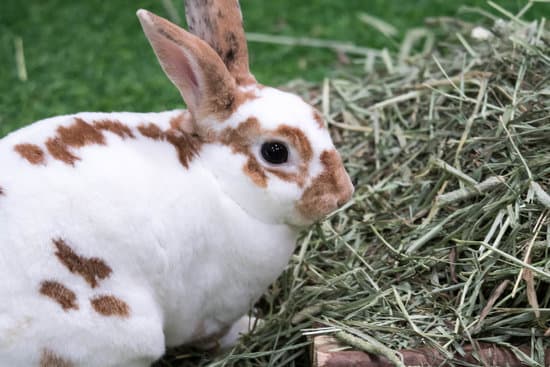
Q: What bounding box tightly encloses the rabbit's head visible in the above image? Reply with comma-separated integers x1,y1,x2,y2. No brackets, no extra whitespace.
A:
137,1,353,226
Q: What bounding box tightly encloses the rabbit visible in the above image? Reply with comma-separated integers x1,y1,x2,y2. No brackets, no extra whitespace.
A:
0,1,354,366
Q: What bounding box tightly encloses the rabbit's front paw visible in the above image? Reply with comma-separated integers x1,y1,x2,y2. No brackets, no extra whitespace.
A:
216,315,258,350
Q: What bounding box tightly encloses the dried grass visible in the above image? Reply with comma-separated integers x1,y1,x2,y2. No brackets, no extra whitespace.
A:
158,3,550,366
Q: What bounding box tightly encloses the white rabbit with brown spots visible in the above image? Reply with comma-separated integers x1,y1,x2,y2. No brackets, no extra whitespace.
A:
0,1,353,366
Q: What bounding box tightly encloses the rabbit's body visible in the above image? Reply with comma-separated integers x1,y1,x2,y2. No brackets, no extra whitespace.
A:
0,1,354,365
0,109,297,366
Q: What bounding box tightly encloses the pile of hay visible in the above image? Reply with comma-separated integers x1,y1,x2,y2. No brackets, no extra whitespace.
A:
159,5,550,367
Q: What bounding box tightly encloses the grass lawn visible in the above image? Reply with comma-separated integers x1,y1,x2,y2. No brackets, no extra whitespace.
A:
1,1,545,135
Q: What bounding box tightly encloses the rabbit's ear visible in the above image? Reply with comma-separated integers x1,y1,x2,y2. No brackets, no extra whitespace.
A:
138,9,238,120
184,0,255,86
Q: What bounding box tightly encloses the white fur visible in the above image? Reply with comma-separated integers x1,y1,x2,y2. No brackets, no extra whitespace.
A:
0,5,353,366
0,111,299,366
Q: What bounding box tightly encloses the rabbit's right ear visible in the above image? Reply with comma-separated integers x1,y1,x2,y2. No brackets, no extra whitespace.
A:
137,9,237,120
184,0,255,86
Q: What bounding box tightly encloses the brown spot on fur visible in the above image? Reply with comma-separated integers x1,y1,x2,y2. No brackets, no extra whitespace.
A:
275,125,313,162
14,143,46,165
296,150,353,221
40,116,199,168
53,238,112,289
244,157,268,188
46,137,80,165
94,120,135,139
138,123,164,140
169,111,194,133
313,110,325,129
39,281,78,311
91,295,130,317
45,118,108,165
40,349,74,367
0,186,4,195
138,123,202,168
170,114,184,130
165,129,202,168
218,117,261,155
58,118,105,148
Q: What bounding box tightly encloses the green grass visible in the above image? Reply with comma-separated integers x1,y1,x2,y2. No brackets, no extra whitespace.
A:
1,1,546,135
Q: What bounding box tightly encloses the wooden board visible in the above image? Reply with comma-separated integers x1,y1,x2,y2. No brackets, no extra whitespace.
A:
312,335,550,367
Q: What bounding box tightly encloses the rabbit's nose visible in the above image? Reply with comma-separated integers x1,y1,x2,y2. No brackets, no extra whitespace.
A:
334,166,354,208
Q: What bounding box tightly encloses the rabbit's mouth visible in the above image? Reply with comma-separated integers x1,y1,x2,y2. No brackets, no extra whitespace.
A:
296,196,344,225
288,194,351,228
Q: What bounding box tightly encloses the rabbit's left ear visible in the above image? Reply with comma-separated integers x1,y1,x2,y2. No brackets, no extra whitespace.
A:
137,9,238,120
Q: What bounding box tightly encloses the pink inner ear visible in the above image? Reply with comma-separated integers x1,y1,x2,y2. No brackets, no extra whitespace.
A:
165,46,200,103
149,31,201,109
176,52,199,91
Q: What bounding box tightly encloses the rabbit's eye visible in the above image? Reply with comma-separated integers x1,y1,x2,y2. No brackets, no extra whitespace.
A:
261,141,288,164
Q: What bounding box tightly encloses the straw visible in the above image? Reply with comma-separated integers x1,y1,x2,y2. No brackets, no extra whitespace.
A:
157,5,550,367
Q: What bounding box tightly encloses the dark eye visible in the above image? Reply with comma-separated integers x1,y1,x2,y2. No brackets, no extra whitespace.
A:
261,141,288,164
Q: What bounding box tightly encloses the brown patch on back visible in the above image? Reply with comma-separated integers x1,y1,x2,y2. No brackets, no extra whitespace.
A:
91,295,130,317
46,137,80,165
313,110,325,129
296,150,353,221
165,129,202,168
40,349,74,367
138,122,202,168
39,281,78,311
58,118,105,148
45,118,108,165
137,123,164,140
14,143,46,165
40,116,202,168
94,120,135,139
53,238,112,288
